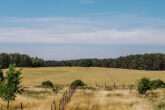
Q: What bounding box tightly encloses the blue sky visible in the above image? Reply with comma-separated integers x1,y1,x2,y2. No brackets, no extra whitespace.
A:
0,0,165,60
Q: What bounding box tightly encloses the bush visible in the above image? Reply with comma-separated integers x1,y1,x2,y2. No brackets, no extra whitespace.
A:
137,77,150,94
137,77,165,94
42,81,54,88
149,79,165,89
71,80,85,87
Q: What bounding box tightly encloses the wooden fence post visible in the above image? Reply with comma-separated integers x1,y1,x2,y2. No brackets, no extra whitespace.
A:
59,99,61,110
20,102,23,110
51,104,53,110
114,83,116,89
104,83,106,89
129,85,133,94
53,100,56,110
57,86,77,110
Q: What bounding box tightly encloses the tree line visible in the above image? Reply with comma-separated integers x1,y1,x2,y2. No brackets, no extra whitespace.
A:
45,53,165,70
0,53,44,68
1,53,165,70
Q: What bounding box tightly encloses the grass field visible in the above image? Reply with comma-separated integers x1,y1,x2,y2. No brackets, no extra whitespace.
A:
65,89,154,110
1,67,165,110
19,67,165,87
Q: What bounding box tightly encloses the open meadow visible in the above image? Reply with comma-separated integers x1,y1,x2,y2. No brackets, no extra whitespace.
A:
1,67,165,110
20,67,165,87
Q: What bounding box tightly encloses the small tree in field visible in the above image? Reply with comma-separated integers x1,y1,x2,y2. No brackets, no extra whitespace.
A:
0,64,22,110
137,77,150,95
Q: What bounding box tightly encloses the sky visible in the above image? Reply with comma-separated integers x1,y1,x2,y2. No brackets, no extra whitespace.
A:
0,0,165,60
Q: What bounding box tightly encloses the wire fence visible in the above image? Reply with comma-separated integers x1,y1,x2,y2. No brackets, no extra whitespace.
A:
0,83,138,110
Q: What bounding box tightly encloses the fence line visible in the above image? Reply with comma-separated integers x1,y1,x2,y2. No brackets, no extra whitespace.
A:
51,86,77,110
0,83,138,110
96,83,137,90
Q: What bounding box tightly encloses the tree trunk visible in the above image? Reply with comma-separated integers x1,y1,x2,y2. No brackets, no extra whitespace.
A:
7,100,9,110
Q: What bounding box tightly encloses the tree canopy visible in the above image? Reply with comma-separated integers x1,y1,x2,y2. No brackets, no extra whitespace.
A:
45,53,165,70
0,53,44,68
0,64,22,109
1,53,165,70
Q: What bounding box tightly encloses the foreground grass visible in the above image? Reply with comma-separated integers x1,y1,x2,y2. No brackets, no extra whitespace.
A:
0,87,55,110
0,87,164,110
1,67,165,110
17,67,165,87
65,89,152,110
0,86,67,110
65,89,165,110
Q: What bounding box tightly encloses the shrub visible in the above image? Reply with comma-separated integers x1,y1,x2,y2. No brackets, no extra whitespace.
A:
137,77,165,94
42,81,54,88
71,80,85,87
149,79,165,89
137,77,150,94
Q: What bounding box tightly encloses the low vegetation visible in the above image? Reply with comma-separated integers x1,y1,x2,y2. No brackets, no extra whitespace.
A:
137,77,165,94
0,67,164,110
42,81,54,88
65,89,163,110
71,80,85,87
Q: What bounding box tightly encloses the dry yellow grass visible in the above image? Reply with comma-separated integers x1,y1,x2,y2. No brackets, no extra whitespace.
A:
19,67,165,87
0,87,55,110
0,86,67,110
0,87,164,110
1,67,165,110
65,89,159,110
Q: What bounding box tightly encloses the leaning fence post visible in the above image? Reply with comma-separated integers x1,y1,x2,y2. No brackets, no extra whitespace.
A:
59,98,62,110
62,102,64,110
20,102,23,110
53,100,56,110
58,102,60,110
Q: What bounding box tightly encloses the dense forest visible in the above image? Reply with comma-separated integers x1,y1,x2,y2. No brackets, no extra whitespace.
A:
1,53,165,70
0,53,44,68
46,53,165,70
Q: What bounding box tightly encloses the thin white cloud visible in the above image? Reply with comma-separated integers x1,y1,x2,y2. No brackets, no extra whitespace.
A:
0,27,165,45
0,15,165,45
